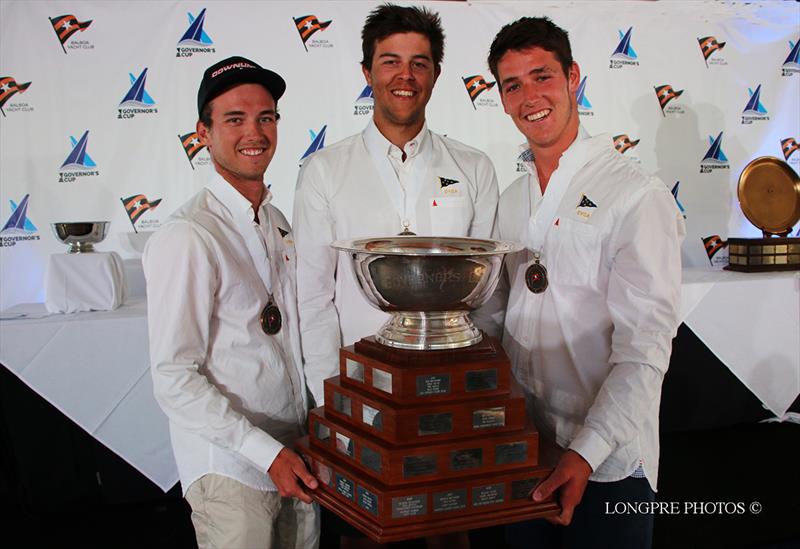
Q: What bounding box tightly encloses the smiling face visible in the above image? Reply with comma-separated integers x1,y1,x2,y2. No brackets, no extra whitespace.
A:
362,32,439,138
497,47,580,158
197,83,278,189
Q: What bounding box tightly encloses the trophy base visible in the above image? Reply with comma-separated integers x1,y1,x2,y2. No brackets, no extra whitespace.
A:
725,237,800,272
298,436,559,543
376,311,482,351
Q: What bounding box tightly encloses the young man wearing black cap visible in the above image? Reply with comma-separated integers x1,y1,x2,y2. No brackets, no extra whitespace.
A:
143,56,319,549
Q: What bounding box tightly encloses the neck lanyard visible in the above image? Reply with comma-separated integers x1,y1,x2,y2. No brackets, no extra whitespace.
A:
366,127,432,234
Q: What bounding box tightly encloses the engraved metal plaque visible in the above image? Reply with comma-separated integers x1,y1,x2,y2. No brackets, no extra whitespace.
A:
316,462,333,487
345,358,365,382
361,446,382,473
465,368,498,392
511,478,540,501
335,432,354,458
433,489,467,513
358,485,379,516
416,374,451,396
372,368,393,394
450,447,483,471
402,454,437,478
392,494,427,518
472,483,505,507
333,392,352,417
314,421,330,442
335,473,354,501
418,412,453,436
495,441,527,465
473,407,505,429
361,404,383,431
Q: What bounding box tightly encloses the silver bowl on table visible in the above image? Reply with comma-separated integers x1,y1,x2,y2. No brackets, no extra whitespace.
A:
51,221,110,253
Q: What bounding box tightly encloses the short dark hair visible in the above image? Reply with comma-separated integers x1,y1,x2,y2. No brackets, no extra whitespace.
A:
361,3,445,71
198,89,280,129
487,17,573,82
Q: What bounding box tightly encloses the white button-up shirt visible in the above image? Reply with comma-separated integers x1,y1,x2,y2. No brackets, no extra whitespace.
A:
495,128,685,490
143,173,308,494
293,120,499,405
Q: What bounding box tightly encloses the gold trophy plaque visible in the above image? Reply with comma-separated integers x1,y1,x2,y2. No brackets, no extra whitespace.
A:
726,156,800,271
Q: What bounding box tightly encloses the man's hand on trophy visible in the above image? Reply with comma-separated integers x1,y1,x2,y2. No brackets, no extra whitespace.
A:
532,449,592,525
268,447,319,503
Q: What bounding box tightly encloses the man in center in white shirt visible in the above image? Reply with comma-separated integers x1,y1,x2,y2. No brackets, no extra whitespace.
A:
485,17,685,549
293,3,499,407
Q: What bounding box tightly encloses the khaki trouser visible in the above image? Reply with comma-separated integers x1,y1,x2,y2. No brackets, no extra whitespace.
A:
185,474,319,549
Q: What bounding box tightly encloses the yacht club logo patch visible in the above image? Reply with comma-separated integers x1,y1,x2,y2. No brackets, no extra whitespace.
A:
49,14,93,53
462,75,497,108
698,36,727,67
293,15,332,51
0,76,32,116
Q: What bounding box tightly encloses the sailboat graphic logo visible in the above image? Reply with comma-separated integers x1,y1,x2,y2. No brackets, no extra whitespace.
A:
60,131,97,171
1,194,37,235
119,68,155,108
610,27,639,66
576,76,593,114
700,132,729,172
300,126,327,162
741,85,769,124
178,9,213,47
782,40,799,76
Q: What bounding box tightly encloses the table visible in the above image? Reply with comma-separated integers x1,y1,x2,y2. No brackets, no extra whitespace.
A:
1,266,797,493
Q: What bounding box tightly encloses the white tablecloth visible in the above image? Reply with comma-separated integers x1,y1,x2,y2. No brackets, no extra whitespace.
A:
45,252,127,314
680,269,800,419
0,266,797,492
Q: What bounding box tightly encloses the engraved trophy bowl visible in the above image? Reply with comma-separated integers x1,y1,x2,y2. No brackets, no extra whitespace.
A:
51,221,110,253
333,236,523,351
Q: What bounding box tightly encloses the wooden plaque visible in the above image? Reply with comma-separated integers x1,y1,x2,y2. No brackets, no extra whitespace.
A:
297,335,560,542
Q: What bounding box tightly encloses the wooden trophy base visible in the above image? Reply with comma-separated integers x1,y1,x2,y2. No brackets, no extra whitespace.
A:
298,437,558,543
726,237,800,272
298,335,560,542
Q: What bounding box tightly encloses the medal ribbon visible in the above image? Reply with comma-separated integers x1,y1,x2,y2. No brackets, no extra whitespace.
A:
365,123,432,234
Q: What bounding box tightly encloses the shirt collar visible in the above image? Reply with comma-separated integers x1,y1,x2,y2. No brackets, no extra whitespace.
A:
518,125,593,173
205,171,272,223
363,118,429,162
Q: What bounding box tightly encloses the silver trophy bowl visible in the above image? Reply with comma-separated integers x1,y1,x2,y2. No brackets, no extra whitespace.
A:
333,236,522,351
51,221,110,253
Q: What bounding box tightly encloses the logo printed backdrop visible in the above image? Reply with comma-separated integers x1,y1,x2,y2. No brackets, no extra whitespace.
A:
1,1,798,308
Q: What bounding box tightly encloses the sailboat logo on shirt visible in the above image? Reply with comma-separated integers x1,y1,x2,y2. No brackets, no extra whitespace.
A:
576,194,597,219
176,8,215,57
300,125,327,163
610,27,639,68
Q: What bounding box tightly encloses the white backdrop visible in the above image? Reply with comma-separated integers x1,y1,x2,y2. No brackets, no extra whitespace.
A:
1,0,798,309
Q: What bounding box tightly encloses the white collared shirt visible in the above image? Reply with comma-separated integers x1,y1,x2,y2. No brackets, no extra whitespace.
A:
293,119,499,405
143,172,308,494
495,128,685,490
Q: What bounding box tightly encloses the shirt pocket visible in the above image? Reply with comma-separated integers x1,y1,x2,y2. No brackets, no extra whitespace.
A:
429,196,471,236
550,218,602,288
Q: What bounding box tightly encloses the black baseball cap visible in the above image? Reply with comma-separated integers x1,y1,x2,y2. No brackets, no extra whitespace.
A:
197,56,286,117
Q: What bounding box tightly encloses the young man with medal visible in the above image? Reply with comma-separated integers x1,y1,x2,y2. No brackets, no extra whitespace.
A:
292,3,499,410
143,57,319,549
486,17,685,549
